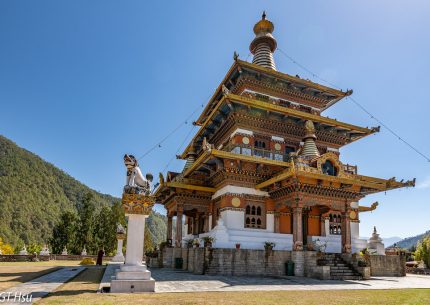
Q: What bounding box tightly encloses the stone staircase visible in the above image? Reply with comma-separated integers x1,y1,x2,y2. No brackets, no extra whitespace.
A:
325,254,362,280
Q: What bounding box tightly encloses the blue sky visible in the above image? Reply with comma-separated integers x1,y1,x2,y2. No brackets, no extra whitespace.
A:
1,1,429,238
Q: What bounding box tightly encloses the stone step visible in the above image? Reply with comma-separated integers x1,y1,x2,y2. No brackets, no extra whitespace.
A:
330,276,361,280
330,269,356,273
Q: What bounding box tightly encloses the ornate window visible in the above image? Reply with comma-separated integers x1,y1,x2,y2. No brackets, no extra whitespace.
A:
329,213,342,235
322,160,338,176
245,203,265,229
254,140,266,149
285,146,295,155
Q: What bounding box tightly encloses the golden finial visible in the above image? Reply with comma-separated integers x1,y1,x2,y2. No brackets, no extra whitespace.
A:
253,11,274,35
305,120,316,134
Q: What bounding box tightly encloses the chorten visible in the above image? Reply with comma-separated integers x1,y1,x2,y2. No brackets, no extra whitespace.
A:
367,226,385,255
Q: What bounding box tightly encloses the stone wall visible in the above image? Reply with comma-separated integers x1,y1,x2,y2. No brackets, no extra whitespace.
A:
162,247,173,268
205,248,292,276
168,248,293,277
369,255,406,277
160,248,406,279
0,255,50,262
303,251,330,279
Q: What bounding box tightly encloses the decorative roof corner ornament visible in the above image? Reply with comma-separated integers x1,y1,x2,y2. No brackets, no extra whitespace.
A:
222,84,230,96
405,178,416,187
358,201,379,213
202,137,214,152
233,51,239,61
371,126,381,133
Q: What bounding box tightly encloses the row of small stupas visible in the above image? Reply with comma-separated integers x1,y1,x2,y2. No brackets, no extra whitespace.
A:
154,13,415,253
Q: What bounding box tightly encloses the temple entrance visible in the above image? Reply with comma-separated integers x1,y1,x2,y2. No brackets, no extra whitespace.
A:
302,212,308,246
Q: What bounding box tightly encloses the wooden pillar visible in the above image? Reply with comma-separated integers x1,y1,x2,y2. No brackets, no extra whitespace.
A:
167,215,173,242
341,211,352,253
175,206,183,247
195,214,200,235
274,212,280,233
292,207,303,251
204,212,209,232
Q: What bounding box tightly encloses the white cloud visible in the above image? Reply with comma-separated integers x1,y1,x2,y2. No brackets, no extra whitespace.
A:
417,176,430,189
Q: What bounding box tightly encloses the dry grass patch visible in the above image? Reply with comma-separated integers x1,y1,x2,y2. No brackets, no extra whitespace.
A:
0,260,81,267
37,268,430,305
0,266,60,291
0,261,82,291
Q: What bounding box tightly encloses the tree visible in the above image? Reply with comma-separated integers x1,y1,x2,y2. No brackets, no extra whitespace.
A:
50,211,79,254
144,226,154,254
415,236,430,268
94,205,116,255
27,243,42,255
76,192,96,254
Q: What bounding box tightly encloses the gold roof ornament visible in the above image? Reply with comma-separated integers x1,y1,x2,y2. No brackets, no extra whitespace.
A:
253,11,274,35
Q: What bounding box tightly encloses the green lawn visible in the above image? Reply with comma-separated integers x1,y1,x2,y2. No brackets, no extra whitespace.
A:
38,268,430,305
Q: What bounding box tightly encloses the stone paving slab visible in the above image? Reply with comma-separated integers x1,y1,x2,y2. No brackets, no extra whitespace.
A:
98,262,122,292
151,268,430,293
0,266,85,304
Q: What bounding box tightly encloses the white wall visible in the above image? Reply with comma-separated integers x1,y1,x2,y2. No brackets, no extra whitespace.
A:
266,213,274,232
221,210,244,230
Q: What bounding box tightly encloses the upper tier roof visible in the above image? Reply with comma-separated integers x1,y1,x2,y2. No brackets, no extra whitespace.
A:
195,59,352,126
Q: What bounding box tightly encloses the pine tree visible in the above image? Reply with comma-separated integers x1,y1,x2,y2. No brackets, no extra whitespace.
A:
76,192,96,254
50,211,79,254
94,205,116,255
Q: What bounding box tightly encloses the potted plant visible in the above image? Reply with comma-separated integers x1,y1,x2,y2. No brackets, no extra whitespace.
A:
235,243,241,250
193,239,200,248
184,239,194,249
201,236,216,248
264,241,276,251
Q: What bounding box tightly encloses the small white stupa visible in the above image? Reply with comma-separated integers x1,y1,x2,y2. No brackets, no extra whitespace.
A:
112,224,126,262
39,244,50,256
367,226,385,255
81,246,87,256
19,244,28,255
61,246,68,255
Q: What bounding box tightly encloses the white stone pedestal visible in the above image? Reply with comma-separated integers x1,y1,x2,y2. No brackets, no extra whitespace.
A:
111,238,125,263
110,214,155,293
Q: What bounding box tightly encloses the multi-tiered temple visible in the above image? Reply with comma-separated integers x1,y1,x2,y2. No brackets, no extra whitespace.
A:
155,13,414,254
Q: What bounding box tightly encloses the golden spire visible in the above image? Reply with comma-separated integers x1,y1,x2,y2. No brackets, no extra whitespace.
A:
250,11,277,70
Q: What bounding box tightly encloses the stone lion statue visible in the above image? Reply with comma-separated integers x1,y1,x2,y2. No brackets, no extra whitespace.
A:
123,154,153,195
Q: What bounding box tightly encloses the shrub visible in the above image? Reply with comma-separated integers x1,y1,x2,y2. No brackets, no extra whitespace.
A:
79,258,95,265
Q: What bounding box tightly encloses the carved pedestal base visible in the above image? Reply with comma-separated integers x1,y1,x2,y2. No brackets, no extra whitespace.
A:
110,194,156,293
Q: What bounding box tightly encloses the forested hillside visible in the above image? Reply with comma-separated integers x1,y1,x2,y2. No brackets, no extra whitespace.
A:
394,230,430,250
0,135,166,250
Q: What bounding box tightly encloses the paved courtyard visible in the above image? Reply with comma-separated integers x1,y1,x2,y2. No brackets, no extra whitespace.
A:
150,268,430,293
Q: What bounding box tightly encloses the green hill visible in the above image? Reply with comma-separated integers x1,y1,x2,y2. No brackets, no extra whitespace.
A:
393,230,430,250
0,135,166,248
